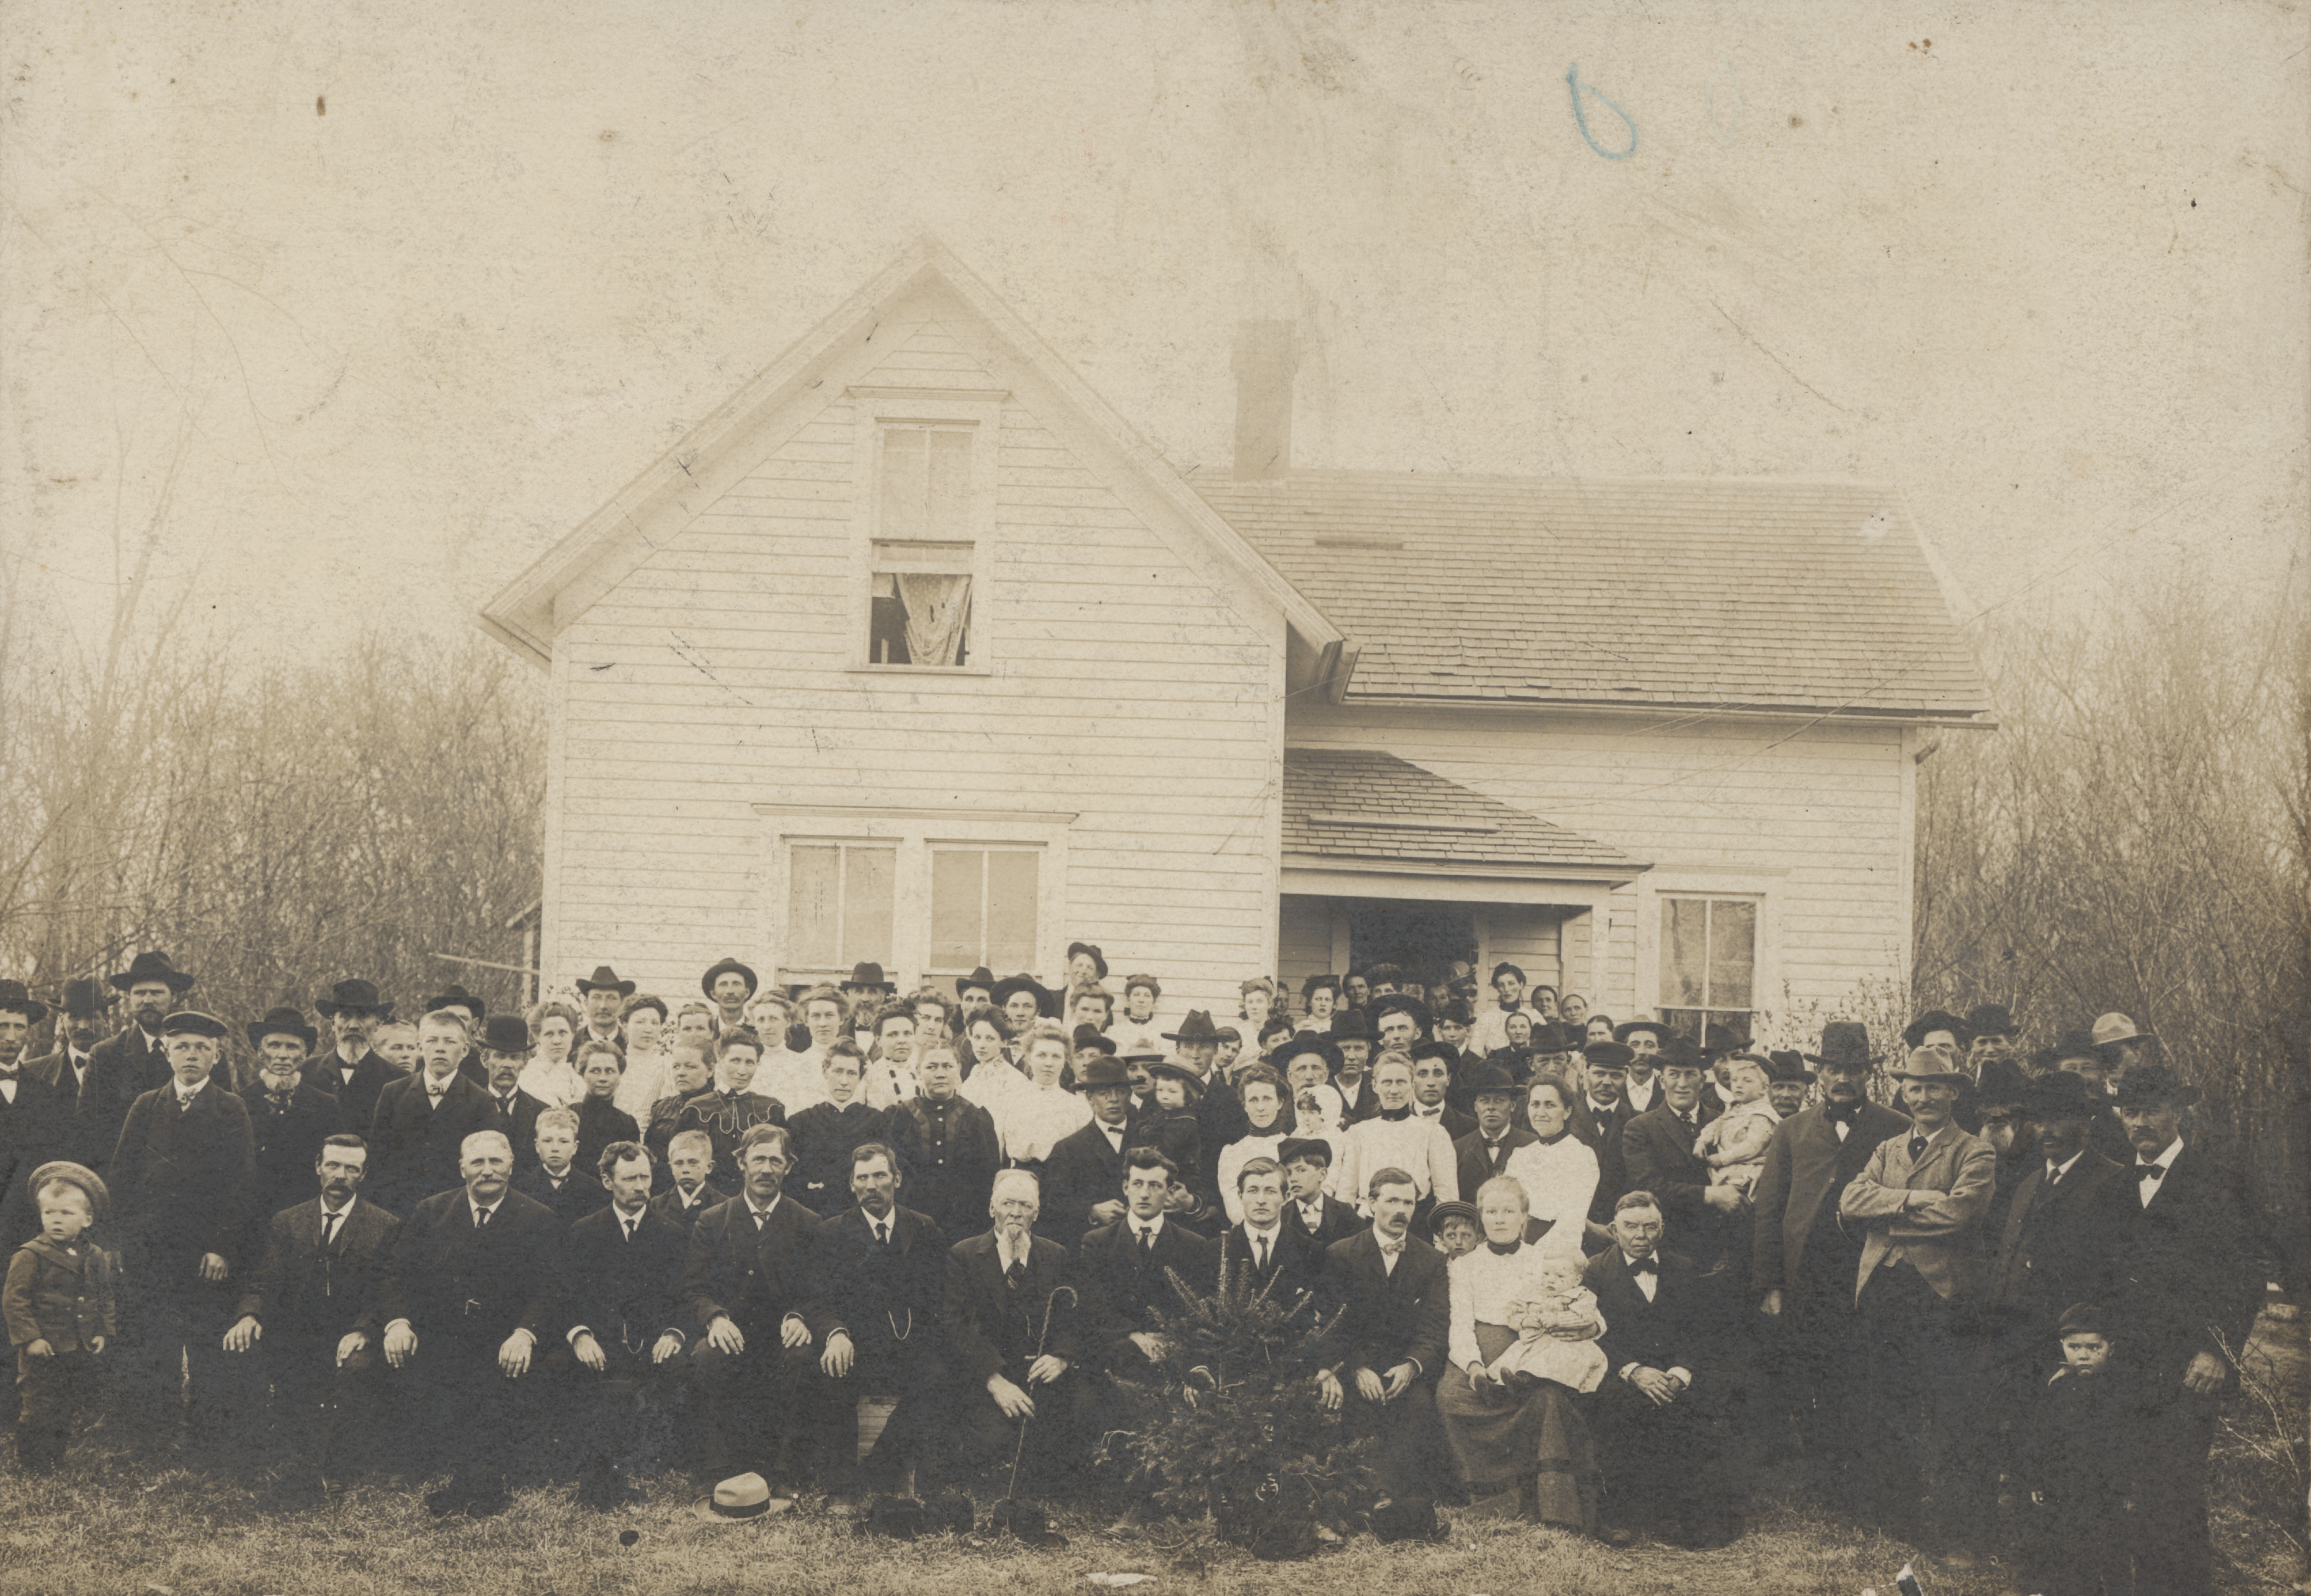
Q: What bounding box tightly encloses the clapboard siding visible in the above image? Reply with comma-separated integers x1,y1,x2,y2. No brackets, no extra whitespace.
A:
1480,908,1565,1001
547,307,1283,1010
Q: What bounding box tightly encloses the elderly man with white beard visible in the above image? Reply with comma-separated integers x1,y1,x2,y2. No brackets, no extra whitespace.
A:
942,1169,1083,1487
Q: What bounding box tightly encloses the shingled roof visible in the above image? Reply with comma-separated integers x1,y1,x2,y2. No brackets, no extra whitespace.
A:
1197,474,1993,717
1282,747,1641,878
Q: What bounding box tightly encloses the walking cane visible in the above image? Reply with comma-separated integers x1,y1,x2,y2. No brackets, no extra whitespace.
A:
993,1283,1077,1538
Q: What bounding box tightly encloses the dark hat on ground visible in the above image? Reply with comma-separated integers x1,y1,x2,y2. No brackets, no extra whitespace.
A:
864,1494,928,1540
246,1007,317,1050
111,949,196,993
956,965,997,996
1070,1023,1116,1055
481,1014,531,1054
1613,1018,1669,1044
575,965,637,997
843,962,895,992
1967,1003,2020,1038
1066,941,1109,979
1161,1009,1223,1044
694,1472,789,1522
1075,1056,1131,1092
1428,1200,1479,1236
1371,994,1433,1035
2055,1302,2111,1339
26,1161,108,1221
1890,1047,1972,1088
1146,1058,1206,1100
1528,1021,1584,1055
1276,1135,1332,1168
2110,1060,2200,1109
424,984,487,1018
2034,1028,2102,1071
1274,1034,1343,1075
986,1497,1065,1548
1806,1021,1884,1069
159,1009,229,1040
1329,1008,1373,1043
0,980,48,1025
57,978,115,1017
1903,1009,1973,1050
2023,1070,2105,1120
1582,1040,1636,1073
1464,1060,1518,1097
1370,1494,1446,1545
315,978,390,1017
2090,1012,2155,1050
990,974,1055,1016
700,957,758,998
1764,1050,1816,1085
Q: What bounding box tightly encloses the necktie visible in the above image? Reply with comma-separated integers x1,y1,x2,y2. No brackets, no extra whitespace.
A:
321,1211,342,1251
178,1092,196,1114
1908,1135,1928,1161
622,1218,637,1244
1005,1257,1025,1291
1138,1225,1155,1255
474,1205,491,1230
752,1209,766,1231
2046,1162,2065,1187
874,1220,890,1248
1253,1234,1269,1271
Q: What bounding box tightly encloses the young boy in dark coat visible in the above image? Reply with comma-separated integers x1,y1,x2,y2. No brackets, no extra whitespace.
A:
2014,1302,2139,1596
3,1165,116,1470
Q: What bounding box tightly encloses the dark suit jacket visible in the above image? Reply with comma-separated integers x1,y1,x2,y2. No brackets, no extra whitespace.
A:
25,1044,131,1174
1750,1101,1913,1299
572,1096,641,1179
943,1230,1078,1382
90,1024,172,1105
110,1081,257,1262
783,1100,886,1210
1220,1218,1325,1308
879,1093,1002,1241
1321,1226,1448,1377
648,1179,733,1231
1983,1152,2127,1331
562,1204,688,1351
2092,1140,2266,1378
377,1187,561,1344
0,1067,63,1248
1335,1075,1381,1126
244,1085,347,1249
1285,1192,1362,1249
1621,1101,1743,1269
367,1070,499,1213
235,1195,398,1337
1075,1215,1217,1366
303,1048,397,1133
679,1192,821,1338
1040,1118,1134,1245
1454,1126,1539,1212
514,1163,605,1224
1565,1097,1634,1223
806,1203,949,1356
480,1088,549,1168
1586,1245,1714,1379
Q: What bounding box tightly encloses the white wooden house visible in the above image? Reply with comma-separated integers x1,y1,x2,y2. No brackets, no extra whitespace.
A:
480,240,1993,1041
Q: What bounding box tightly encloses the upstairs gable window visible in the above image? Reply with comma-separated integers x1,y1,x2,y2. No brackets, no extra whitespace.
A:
869,424,974,666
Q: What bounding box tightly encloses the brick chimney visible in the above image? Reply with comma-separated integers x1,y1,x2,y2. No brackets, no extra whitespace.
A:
1231,320,1298,480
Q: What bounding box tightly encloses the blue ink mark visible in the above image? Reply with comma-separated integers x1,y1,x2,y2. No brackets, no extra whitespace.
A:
1566,63,1638,160
1708,59,1742,147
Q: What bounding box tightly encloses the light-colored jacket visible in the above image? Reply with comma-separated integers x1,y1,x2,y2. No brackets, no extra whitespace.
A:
1837,1119,1996,1303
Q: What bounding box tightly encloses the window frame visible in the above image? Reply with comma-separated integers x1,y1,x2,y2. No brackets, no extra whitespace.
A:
758,803,1073,990
1637,880,1774,1046
847,388,1003,674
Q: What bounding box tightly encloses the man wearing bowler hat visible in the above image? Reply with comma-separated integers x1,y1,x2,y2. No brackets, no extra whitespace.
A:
1750,1022,1907,1501
1620,1037,1743,1275
109,1008,257,1454
1039,1055,1138,1247
25,978,126,1175
307,979,398,1130
476,1014,549,1164
0,979,63,1251
2088,1061,2266,1596
1837,1047,1997,1560
92,949,197,1102
242,1008,348,1240
575,966,637,1051
1451,1061,1537,1205
701,958,758,1035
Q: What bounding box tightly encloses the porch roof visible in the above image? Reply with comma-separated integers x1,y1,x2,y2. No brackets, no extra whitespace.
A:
1281,747,1641,877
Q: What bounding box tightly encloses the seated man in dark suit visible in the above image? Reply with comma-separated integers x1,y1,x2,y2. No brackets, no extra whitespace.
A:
516,1107,607,1222
222,1132,396,1503
554,1141,689,1510
1316,1166,1448,1499
476,1016,549,1169
1039,1056,1136,1246
366,1010,497,1215
680,1122,822,1492
806,1141,951,1498
648,1128,731,1229
672,1030,785,1173
1221,1157,1324,1310
1583,1190,1743,1549
378,1130,563,1517
942,1168,1082,1488
1451,1063,1537,1211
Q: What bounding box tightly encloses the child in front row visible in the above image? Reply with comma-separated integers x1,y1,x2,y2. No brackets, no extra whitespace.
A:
1489,1254,1610,1393
3,1165,117,1472
2014,1301,2139,1596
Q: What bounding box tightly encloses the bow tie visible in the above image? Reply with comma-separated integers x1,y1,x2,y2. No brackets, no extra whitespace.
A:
1823,1100,1862,1125
268,1092,294,1109
1628,1257,1657,1277
1377,1240,1405,1257
2136,1163,2166,1183
0,1068,16,1082
1376,1105,1413,1122
1485,1239,1520,1256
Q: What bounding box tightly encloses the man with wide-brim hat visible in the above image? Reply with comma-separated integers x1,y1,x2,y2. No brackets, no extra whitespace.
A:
1065,941,1109,985
1835,1047,1997,1557
573,966,637,1048
25,978,126,1175
955,966,998,1014
242,1007,345,1234
93,950,195,1101
1039,1055,1137,1244
1450,1058,1537,1206
1750,1021,1910,1503
1326,1008,1379,1126
990,974,1056,1035
2098,1059,2262,1596
2088,1011,2158,1092
306,979,398,1129
1158,1010,1225,1081
1759,1052,1814,1119
109,1008,257,1456
700,959,759,1032
842,962,896,1000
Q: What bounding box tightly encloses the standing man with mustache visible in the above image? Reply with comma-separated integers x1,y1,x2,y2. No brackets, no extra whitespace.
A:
90,950,196,1104
306,980,398,1130
24,979,120,1175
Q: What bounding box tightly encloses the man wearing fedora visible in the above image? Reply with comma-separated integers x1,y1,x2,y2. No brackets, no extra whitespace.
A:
92,949,197,1104
2089,1061,2266,1596
701,958,758,1035
1040,1056,1139,1247
307,979,398,1130
109,1008,257,1455
575,966,637,1051
1751,1023,1908,1502
242,1008,348,1241
2086,1011,2157,1093
0,980,63,1252
1619,1038,1744,1276
1837,1048,1997,1558
476,1014,549,1166
25,978,124,1175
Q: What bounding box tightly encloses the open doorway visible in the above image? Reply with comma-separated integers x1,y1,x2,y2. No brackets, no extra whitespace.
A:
1347,904,1477,989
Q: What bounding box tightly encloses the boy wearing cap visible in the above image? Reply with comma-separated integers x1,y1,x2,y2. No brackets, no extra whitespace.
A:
5,1164,116,1470
2013,1304,2138,1596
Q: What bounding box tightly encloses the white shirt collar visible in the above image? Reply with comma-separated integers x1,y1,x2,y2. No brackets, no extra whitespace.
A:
997,1230,1031,1271
176,1081,204,1105
2138,1137,2184,1173
469,1196,503,1223
744,1191,781,1219
2047,1150,2086,1180
1130,1213,1165,1240
1244,1220,1282,1245
320,1196,355,1221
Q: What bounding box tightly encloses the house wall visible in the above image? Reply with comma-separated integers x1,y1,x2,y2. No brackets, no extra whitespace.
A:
542,288,1286,1017
1283,706,1912,1046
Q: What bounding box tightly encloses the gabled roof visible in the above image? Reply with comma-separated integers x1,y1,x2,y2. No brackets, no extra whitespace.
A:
1199,474,1994,719
1282,747,1641,879
478,238,1342,671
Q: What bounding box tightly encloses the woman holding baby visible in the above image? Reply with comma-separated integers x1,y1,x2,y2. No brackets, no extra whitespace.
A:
1435,1170,1605,1529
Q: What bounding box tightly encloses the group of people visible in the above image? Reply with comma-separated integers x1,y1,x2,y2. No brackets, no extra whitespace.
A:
0,945,2270,1594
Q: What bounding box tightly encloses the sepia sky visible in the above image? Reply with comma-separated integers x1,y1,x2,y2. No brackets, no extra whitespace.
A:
3,0,2304,666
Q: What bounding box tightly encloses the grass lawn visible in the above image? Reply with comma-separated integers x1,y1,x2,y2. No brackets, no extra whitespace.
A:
3,1311,2300,1596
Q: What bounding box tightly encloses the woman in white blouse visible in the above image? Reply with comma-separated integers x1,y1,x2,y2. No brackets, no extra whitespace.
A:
611,996,671,1121
1499,1077,1598,1259
1214,1065,1292,1225
959,1012,1023,1111
516,1000,584,1107
1438,1175,1603,1528
990,1019,1089,1170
